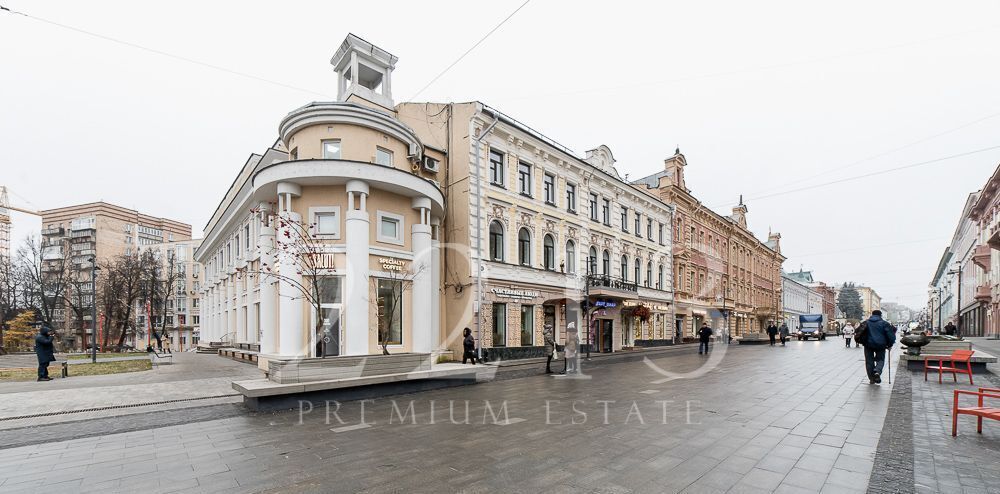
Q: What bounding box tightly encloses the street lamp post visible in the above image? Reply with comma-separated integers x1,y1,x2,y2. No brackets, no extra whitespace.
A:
585,256,592,360
948,263,963,338
90,257,100,364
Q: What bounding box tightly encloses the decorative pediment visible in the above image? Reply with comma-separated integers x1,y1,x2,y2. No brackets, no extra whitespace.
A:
488,203,509,228
516,212,535,231
567,226,578,241
543,219,558,235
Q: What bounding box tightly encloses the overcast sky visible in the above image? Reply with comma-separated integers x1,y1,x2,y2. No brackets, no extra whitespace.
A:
4,0,1000,310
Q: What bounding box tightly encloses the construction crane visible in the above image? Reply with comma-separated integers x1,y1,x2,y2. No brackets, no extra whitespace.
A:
0,186,42,260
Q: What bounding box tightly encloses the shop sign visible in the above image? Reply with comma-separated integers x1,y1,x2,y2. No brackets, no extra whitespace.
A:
654,305,670,311
492,288,540,300
594,300,617,308
379,257,407,272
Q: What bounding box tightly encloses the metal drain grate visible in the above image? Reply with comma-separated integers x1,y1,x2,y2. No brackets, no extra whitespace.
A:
0,393,242,422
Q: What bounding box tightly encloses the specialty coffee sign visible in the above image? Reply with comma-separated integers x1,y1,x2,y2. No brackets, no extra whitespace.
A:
492,288,540,300
379,257,407,272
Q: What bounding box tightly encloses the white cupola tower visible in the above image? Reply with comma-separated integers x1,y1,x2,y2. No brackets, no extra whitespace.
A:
330,34,398,109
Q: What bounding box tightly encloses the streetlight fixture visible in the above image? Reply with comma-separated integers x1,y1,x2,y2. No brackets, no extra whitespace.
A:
90,257,100,363
947,263,962,338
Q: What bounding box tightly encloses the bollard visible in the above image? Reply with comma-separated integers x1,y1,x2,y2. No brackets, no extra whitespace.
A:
61,361,68,378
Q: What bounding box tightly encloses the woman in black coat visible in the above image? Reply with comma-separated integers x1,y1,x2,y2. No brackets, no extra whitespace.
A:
462,328,477,364
34,325,57,381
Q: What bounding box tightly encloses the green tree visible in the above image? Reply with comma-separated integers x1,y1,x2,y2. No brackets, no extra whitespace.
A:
837,283,864,320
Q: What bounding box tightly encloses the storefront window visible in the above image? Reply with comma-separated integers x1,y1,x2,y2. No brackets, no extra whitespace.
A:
521,305,534,346
492,303,507,347
376,279,402,345
317,276,343,303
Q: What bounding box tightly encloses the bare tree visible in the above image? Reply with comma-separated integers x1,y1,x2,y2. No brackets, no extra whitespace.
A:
155,249,183,344
235,207,336,355
0,254,24,352
371,266,422,355
63,270,95,351
17,236,68,331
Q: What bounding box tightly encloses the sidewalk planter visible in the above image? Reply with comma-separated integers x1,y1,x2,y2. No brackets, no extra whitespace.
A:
267,353,432,384
923,339,972,355
632,339,676,348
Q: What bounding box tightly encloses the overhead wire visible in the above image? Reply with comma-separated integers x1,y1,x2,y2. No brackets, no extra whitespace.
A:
407,0,531,101
0,4,331,98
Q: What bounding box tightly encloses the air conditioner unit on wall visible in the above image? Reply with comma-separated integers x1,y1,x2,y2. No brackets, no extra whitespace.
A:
422,156,440,173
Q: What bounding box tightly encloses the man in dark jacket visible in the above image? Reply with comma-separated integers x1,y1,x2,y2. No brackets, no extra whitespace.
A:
462,327,477,365
697,324,713,355
766,323,778,346
944,322,956,336
34,325,57,381
862,310,896,384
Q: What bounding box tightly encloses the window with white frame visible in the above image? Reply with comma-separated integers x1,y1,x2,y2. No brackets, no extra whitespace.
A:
518,161,532,196
376,147,393,167
322,140,342,159
376,211,404,245
566,183,577,212
543,173,556,205
310,207,342,238
489,149,505,187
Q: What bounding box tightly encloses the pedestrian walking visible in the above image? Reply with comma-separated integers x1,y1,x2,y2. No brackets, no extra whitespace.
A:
34,325,56,382
766,323,778,346
462,327,477,364
564,322,579,374
153,328,163,351
543,323,556,374
698,323,712,355
842,322,855,348
859,310,896,384
779,323,789,346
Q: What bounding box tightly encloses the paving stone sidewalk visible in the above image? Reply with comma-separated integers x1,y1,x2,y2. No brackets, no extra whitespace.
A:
0,340,899,493
0,353,259,430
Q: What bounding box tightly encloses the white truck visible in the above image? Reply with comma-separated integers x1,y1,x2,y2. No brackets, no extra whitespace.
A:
797,314,826,340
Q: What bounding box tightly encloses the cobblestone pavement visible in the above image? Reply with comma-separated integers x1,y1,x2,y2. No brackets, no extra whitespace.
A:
0,353,258,430
0,341,901,493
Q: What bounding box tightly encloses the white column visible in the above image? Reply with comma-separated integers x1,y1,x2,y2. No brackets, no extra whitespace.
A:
430,218,441,354
258,212,278,355
411,197,433,354
345,180,370,356
277,210,305,357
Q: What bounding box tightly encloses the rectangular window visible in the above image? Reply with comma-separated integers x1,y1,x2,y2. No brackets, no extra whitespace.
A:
589,193,598,221
518,161,532,196
318,276,344,304
235,235,240,257
521,305,534,346
489,149,505,187
647,219,653,240
492,303,507,347
543,173,556,205
635,213,642,238
311,207,342,238
376,147,393,167
659,223,665,245
602,199,610,225
377,279,403,346
245,225,251,251
322,140,342,159
376,211,404,245
566,183,577,212
621,206,629,232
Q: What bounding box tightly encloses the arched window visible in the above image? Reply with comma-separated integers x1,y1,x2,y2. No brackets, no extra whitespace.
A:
566,240,576,274
602,250,610,275
634,259,641,284
588,246,598,274
658,265,664,289
620,255,629,280
543,234,555,271
489,221,504,262
646,262,653,287
518,228,531,266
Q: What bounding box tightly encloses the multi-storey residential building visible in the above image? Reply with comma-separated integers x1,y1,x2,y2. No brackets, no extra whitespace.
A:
635,152,784,338
197,34,675,368
39,202,191,349
965,162,1000,337
781,272,810,330
135,239,202,351
926,191,985,336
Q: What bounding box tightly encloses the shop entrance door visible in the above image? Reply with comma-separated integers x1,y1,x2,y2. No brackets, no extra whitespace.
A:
598,319,614,352
313,305,341,357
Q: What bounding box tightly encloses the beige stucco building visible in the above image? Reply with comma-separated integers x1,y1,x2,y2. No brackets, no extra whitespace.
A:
137,239,203,351
196,34,677,365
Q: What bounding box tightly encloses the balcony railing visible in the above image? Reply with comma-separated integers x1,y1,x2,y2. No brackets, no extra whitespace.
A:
587,274,638,293
41,227,64,236
973,245,991,271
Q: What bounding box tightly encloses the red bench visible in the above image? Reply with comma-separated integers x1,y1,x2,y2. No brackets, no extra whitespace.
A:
952,387,1000,436
924,349,975,385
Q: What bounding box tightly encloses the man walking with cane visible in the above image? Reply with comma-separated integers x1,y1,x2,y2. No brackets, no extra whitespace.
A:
859,310,896,385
